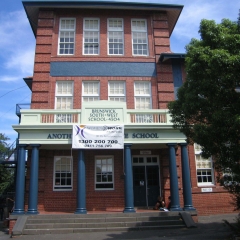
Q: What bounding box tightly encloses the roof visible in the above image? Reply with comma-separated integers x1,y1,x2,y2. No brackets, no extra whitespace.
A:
22,0,183,37
23,77,33,90
159,53,186,62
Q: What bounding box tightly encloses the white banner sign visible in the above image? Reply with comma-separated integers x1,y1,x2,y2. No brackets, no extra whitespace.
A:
72,124,124,149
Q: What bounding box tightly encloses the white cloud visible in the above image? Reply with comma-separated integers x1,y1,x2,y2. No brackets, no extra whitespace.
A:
0,10,35,82
5,49,34,75
0,10,29,47
0,75,21,82
173,0,239,40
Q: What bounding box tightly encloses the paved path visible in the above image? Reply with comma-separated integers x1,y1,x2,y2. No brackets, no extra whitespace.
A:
0,213,239,240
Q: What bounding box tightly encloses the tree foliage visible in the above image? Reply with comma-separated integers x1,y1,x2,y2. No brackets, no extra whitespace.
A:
0,133,14,195
0,133,9,157
168,19,240,206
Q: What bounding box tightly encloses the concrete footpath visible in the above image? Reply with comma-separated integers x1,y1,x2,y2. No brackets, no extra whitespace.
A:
0,213,239,240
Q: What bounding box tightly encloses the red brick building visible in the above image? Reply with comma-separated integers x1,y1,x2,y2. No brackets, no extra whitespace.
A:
12,0,235,217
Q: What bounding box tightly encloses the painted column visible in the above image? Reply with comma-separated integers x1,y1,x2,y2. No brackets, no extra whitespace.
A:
123,144,135,213
13,144,27,215
179,143,196,211
167,143,182,211
27,144,41,214
75,149,87,214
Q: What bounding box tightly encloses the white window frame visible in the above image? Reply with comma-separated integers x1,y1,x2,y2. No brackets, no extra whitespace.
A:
108,81,126,102
132,155,159,165
58,18,76,55
55,81,74,123
108,18,124,55
134,81,152,109
53,156,73,191
82,81,100,102
95,156,114,190
83,18,100,55
194,144,215,186
55,81,73,110
131,19,148,56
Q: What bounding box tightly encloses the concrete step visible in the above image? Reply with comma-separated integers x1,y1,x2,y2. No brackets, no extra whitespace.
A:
23,224,186,235
24,219,183,229
12,211,196,236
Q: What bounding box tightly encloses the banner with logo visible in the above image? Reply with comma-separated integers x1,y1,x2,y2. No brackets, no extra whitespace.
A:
72,124,124,149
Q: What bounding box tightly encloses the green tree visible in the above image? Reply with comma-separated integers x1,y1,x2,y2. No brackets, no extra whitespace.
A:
168,19,240,207
0,133,14,195
0,133,9,159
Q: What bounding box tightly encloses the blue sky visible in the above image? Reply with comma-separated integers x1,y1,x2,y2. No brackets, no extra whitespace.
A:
0,0,239,144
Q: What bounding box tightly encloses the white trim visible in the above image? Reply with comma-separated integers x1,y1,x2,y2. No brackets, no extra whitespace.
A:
82,81,100,102
95,155,114,190
58,18,76,55
194,144,215,186
83,18,100,55
131,19,148,56
132,155,159,166
107,18,124,55
55,81,74,110
134,81,152,109
108,80,126,102
53,156,73,191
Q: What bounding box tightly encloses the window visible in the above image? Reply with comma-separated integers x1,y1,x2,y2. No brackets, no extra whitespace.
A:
82,81,100,102
194,144,214,185
134,81,152,123
58,18,75,55
131,19,148,56
134,81,151,109
55,81,73,123
95,156,114,190
132,156,158,164
108,81,126,102
53,156,73,191
56,81,73,109
83,18,99,55
108,19,124,55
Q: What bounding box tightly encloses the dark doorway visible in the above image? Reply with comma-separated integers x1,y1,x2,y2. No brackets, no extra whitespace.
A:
133,165,159,207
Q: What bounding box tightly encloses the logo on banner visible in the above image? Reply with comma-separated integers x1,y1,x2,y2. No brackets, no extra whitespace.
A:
72,124,124,149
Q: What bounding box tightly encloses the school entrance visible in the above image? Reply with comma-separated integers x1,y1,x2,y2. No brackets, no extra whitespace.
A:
132,155,160,207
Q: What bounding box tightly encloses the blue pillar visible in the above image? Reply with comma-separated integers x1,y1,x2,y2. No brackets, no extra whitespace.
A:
123,144,135,213
27,144,41,214
13,144,27,215
167,143,182,211
179,143,196,211
75,149,87,214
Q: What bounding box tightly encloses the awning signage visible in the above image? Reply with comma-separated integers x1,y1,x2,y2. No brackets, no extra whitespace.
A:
72,124,124,149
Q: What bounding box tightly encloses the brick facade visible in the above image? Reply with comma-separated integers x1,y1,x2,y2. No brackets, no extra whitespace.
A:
20,1,236,218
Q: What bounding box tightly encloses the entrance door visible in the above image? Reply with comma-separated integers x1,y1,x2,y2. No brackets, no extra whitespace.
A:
146,166,160,206
133,164,160,207
133,166,146,206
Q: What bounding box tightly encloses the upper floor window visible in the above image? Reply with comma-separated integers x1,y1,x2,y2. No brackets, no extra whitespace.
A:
55,81,73,109
82,81,100,102
55,81,73,123
83,18,99,55
134,81,152,109
131,19,148,56
108,19,124,55
58,18,75,55
108,81,126,102
194,144,214,186
53,156,73,191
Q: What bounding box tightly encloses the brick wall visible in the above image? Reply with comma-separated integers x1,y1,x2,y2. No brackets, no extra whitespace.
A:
25,8,237,217
24,147,237,215
31,9,167,110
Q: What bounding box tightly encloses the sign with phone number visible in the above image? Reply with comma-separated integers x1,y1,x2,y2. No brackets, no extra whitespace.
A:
72,124,124,149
